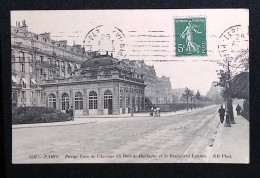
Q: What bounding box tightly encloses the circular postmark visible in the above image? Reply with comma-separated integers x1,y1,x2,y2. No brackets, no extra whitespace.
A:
83,25,127,59
218,25,249,62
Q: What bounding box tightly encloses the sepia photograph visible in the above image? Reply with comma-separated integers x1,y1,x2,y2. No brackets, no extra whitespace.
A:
11,9,249,163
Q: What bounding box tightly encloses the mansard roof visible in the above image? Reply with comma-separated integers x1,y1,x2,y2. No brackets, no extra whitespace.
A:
81,55,118,69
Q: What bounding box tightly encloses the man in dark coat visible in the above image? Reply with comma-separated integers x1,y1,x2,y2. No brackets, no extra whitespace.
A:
69,106,74,121
218,105,225,123
236,104,242,115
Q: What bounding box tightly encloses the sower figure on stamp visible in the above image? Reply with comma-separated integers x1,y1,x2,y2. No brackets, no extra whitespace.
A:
218,105,225,123
180,20,202,54
69,106,74,121
236,104,241,115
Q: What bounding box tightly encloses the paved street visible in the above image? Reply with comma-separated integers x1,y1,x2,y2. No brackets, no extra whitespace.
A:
13,106,220,163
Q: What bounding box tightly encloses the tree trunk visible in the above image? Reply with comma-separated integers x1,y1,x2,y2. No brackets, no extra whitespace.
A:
186,98,189,111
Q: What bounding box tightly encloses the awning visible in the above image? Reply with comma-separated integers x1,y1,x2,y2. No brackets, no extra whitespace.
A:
21,78,28,84
31,79,37,84
12,76,18,83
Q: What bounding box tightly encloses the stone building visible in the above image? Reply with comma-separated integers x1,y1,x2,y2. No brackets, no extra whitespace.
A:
11,21,173,113
11,20,90,109
41,55,146,115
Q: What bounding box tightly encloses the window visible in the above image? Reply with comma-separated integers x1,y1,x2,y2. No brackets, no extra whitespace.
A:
136,97,139,107
40,56,43,63
125,96,129,108
48,93,56,109
75,92,83,110
68,63,72,71
91,72,97,79
49,70,52,76
104,90,112,109
21,78,27,88
22,91,26,99
104,71,111,78
56,60,59,67
48,58,51,64
21,63,25,72
120,94,122,108
19,52,25,61
61,61,64,68
89,91,97,109
61,93,69,110
29,66,33,73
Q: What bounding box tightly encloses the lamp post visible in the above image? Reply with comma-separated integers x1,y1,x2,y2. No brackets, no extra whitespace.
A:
227,61,236,124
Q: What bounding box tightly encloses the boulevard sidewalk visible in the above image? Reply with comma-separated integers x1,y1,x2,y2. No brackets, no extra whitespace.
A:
206,113,249,163
12,106,215,129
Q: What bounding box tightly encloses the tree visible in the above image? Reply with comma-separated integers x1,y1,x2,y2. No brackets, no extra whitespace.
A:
216,62,235,124
194,90,202,109
171,94,179,104
231,72,249,118
231,72,249,100
190,91,194,110
195,90,201,101
182,87,192,111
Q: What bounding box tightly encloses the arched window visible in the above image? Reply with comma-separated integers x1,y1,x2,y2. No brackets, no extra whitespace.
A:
49,93,56,109
104,90,112,109
68,63,72,71
75,92,83,110
56,60,59,68
120,93,122,108
61,93,69,110
89,91,97,109
104,71,111,78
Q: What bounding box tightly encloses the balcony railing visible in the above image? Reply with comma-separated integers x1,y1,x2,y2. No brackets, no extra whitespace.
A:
21,98,26,102
12,83,22,89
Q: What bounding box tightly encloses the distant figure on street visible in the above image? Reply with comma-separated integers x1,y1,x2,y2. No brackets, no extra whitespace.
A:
69,106,74,121
157,107,161,117
154,106,157,117
236,104,242,115
150,107,154,116
218,105,225,123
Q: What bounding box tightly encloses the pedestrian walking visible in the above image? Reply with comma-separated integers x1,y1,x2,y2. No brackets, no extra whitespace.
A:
157,107,161,117
236,104,241,115
69,106,74,121
218,105,225,123
154,106,157,117
150,107,154,116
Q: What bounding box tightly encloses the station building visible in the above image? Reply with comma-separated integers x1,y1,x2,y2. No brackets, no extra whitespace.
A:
41,55,146,115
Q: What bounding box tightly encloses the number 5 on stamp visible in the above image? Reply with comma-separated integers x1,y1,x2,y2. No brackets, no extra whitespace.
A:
174,17,207,56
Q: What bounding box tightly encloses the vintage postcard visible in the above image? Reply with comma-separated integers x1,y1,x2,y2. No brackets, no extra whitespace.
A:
11,9,249,163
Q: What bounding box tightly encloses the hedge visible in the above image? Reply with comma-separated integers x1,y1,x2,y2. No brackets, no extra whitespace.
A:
12,106,71,124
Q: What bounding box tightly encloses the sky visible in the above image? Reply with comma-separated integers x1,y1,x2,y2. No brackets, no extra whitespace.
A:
11,9,249,95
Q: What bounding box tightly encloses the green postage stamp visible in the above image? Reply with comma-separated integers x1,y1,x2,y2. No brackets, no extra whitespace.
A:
175,17,207,56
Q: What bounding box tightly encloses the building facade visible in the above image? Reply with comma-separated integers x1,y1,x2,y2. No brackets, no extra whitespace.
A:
41,55,146,115
11,21,173,113
11,20,90,109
